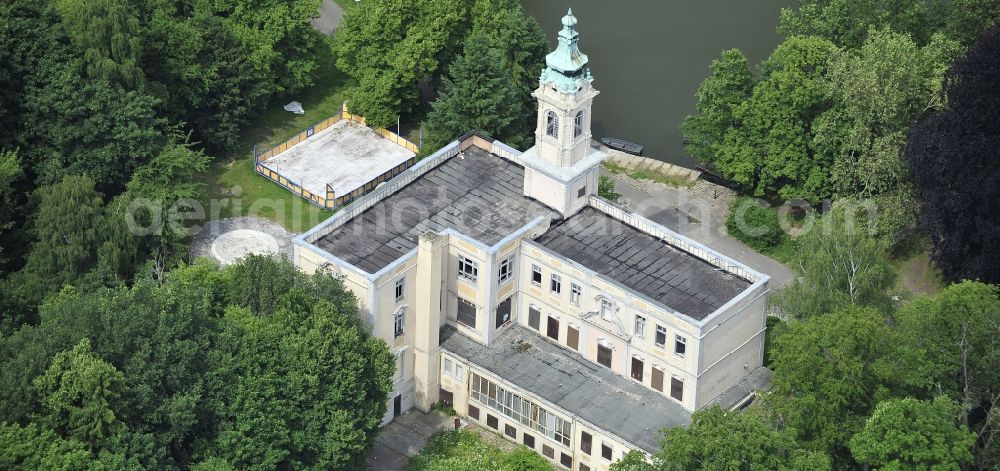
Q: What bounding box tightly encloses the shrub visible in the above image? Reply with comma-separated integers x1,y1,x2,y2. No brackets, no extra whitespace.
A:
726,197,785,250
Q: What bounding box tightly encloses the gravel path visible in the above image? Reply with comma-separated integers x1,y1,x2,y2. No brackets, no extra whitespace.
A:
310,0,344,35
189,217,296,264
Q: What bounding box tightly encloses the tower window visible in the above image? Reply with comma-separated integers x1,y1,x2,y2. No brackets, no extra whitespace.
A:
574,111,584,137
546,111,559,138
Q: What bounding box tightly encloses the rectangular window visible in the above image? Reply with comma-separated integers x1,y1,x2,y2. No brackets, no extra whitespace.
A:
581,431,592,455
651,367,664,392
531,265,542,285
471,373,571,446
395,278,404,301
561,453,573,468
671,377,684,401
454,364,464,380
547,316,560,340
570,283,581,305
495,296,512,328
601,443,613,461
567,326,579,350
458,255,478,282
542,445,554,459
675,335,687,356
630,357,644,382
597,344,612,368
394,308,405,338
505,424,517,438
487,414,499,430
439,388,453,406
580,464,591,471
457,297,477,329
655,325,667,347
577,186,587,198
550,274,562,294
528,306,541,330
600,298,613,320
523,433,535,448
395,351,404,379
634,315,646,337
444,358,454,376
498,256,515,284
469,404,479,420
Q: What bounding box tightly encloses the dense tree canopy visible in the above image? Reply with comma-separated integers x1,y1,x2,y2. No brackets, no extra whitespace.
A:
905,25,1000,283
849,396,975,469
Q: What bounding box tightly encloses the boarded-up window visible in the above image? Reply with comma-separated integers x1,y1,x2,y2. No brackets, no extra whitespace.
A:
487,414,498,429
567,326,579,350
523,433,535,448
671,377,684,401
505,424,516,438
528,306,541,330
468,404,480,420
651,367,664,392
542,444,555,459
561,453,573,468
581,431,592,455
631,357,644,382
597,344,612,368
457,297,476,329
547,316,560,340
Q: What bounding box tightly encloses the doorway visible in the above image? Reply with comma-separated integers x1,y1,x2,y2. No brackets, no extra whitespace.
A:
393,394,402,418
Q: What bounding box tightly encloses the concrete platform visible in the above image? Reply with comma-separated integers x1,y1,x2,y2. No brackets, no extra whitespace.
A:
211,229,280,265
367,410,454,470
262,119,415,198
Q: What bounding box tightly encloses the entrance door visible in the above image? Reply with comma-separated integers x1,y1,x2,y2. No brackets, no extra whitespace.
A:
393,394,402,417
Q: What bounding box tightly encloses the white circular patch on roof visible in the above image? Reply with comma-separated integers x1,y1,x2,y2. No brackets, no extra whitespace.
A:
211,229,280,265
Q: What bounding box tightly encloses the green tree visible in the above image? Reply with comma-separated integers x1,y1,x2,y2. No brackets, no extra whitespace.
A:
682,49,754,165
54,0,144,89
714,36,838,202
598,175,621,203
34,339,125,449
655,407,830,470
768,307,897,464
772,204,895,319
0,149,22,264
610,451,656,471
424,33,524,150
778,0,945,48
816,29,959,236
22,175,105,294
335,0,468,127
0,422,99,470
849,396,975,470
894,282,1000,468
944,0,1000,46
726,197,786,251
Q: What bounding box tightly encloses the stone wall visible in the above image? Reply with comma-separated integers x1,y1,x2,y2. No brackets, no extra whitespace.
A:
596,142,702,182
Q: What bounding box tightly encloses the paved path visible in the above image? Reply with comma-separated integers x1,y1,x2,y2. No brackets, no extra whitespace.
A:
605,172,794,288
367,410,454,470
310,0,344,35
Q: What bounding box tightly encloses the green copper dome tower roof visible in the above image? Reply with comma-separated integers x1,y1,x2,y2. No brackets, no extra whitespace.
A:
540,8,594,93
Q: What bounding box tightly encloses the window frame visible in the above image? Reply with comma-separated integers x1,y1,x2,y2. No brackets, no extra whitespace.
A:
498,256,515,284
574,110,584,137
634,315,646,337
394,278,404,302
597,344,613,368
570,283,581,305
550,273,562,294
630,356,644,382
599,298,614,320
546,110,559,138
655,325,667,347
671,376,684,402
675,335,687,357
601,442,613,461
457,255,478,283
457,297,477,329
531,264,542,286
394,307,405,338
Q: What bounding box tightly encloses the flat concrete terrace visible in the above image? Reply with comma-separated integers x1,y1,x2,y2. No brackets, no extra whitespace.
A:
314,147,558,273
441,324,691,453
262,119,415,197
534,207,751,320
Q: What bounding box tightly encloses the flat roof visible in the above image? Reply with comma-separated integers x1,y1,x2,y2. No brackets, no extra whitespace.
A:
262,119,415,197
313,147,557,273
534,207,751,319
441,324,691,453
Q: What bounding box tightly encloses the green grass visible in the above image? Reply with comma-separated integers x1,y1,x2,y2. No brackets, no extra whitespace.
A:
602,161,693,188
205,38,348,232
888,233,946,300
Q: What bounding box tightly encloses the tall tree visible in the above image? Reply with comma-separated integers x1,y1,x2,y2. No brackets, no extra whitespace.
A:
904,25,1000,283
714,36,838,202
54,0,144,89
849,396,976,470
424,33,525,150
682,49,754,165
768,307,898,465
894,281,1000,469
772,203,895,319
778,0,945,48
653,407,830,470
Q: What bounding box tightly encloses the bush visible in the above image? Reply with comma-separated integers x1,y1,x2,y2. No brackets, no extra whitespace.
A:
599,176,621,202
726,197,785,250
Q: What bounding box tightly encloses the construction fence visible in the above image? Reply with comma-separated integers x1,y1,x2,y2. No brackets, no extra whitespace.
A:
253,103,420,210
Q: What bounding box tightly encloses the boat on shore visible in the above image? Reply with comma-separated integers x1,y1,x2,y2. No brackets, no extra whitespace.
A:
601,137,643,155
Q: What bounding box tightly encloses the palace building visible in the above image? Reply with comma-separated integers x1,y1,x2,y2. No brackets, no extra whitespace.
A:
293,9,771,470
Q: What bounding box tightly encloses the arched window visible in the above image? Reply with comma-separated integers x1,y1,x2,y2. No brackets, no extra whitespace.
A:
546,111,559,138
574,111,584,137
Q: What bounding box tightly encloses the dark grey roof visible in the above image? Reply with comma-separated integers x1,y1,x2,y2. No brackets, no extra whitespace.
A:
314,147,557,273
441,324,691,453
707,366,773,410
534,207,750,319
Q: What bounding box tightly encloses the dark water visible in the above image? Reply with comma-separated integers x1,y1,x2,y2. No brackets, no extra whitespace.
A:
522,0,793,167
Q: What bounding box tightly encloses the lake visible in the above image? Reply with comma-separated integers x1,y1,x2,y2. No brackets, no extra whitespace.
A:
522,0,793,167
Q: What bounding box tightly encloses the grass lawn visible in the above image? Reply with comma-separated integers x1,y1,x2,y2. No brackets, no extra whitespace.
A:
204,37,348,232
889,234,945,300
407,430,554,471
